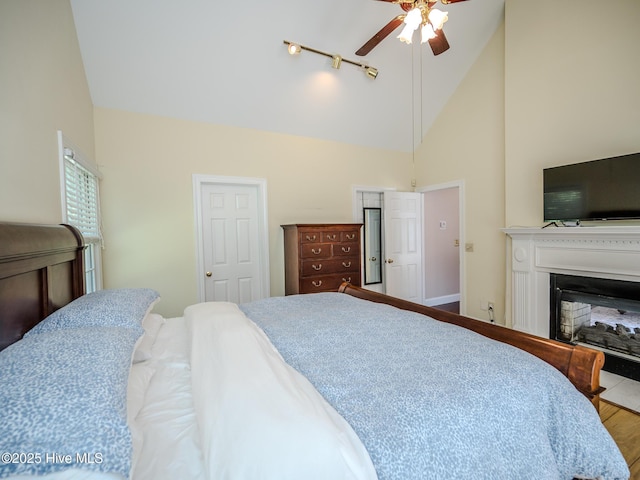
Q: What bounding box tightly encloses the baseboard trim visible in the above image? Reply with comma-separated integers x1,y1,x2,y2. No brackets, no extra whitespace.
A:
424,294,460,307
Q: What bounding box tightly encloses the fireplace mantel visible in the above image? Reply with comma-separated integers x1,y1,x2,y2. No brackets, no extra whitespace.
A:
503,226,640,337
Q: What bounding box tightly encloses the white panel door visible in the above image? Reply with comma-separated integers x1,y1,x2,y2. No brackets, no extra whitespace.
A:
383,191,423,302
201,183,263,303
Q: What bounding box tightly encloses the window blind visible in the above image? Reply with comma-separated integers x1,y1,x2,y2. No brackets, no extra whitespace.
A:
63,154,101,241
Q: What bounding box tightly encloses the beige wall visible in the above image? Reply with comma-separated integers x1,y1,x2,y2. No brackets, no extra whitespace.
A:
94,108,412,316
505,0,640,227
415,22,506,322
0,0,95,224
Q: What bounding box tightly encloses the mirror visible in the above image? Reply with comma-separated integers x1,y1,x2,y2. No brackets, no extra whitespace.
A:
363,208,382,285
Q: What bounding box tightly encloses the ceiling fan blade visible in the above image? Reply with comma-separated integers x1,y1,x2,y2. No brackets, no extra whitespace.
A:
428,28,450,55
356,15,405,56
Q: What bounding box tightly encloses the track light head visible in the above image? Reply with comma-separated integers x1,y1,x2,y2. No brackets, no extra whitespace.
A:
287,43,301,55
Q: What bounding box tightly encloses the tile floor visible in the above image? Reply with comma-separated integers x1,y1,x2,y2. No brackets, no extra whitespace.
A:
600,370,640,413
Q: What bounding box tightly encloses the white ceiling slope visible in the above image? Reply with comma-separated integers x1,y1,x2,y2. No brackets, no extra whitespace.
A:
71,0,504,153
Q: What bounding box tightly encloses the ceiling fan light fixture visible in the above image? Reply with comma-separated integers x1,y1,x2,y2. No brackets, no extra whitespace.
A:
355,0,467,56
397,23,416,44
404,7,423,29
428,9,448,30
420,23,437,43
365,66,378,79
332,55,342,69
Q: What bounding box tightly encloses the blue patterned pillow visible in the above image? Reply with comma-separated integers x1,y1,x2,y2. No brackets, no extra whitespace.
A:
0,327,140,478
26,288,159,337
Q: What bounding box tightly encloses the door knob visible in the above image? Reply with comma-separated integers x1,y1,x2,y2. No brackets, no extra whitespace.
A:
205,271,212,277
370,257,377,262
386,259,394,264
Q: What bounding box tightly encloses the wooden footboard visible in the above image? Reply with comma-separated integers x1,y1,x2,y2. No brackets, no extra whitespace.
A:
338,282,605,410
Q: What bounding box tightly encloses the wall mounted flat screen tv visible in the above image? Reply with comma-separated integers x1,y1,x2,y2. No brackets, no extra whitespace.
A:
543,152,640,222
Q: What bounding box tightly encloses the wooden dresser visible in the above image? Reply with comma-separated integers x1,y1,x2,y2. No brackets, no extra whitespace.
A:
282,224,362,295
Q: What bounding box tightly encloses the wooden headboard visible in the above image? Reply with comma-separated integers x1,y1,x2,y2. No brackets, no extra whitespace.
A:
0,222,85,351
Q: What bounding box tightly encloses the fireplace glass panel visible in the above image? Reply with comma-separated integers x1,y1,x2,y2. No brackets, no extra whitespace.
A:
550,274,640,380
558,291,640,358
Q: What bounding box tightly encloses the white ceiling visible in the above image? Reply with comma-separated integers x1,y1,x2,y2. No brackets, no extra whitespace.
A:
70,0,504,153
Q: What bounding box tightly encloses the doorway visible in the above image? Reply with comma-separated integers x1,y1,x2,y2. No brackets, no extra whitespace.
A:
193,175,270,303
419,181,464,313
353,187,388,294
353,183,463,311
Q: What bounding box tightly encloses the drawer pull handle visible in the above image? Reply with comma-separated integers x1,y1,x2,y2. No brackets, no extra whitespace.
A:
327,234,337,240
312,264,322,271
346,234,355,240
342,261,351,268
312,248,322,255
342,277,352,283
342,246,351,253
305,235,317,241
312,280,323,287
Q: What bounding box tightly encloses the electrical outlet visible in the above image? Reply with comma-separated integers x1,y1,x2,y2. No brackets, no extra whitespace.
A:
465,243,474,252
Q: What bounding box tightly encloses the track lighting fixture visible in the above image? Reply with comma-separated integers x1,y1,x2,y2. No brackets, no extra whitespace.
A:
365,66,378,79
287,43,302,55
284,41,379,80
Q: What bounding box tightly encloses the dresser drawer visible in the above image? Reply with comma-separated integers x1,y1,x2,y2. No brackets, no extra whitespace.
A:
299,231,322,243
341,231,359,242
322,232,340,242
300,243,332,258
332,242,359,256
301,257,360,276
300,273,361,293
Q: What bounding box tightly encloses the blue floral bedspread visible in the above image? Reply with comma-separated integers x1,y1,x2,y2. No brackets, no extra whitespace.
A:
240,293,629,480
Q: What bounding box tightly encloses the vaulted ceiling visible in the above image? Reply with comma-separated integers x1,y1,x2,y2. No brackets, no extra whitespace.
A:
70,0,504,153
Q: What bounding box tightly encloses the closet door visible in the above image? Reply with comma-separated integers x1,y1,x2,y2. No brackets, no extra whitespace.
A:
194,176,270,304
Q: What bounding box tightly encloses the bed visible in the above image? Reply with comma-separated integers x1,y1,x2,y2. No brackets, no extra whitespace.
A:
0,221,630,480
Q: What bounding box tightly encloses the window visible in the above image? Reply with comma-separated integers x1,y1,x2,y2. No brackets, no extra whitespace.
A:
58,131,103,293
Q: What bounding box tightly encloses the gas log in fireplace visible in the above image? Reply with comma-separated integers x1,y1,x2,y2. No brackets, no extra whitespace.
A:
550,274,640,381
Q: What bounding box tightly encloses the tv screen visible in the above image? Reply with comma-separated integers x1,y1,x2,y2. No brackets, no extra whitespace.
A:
543,153,640,222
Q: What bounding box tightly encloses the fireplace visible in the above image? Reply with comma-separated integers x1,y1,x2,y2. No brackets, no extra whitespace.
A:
503,226,640,381
550,274,640,381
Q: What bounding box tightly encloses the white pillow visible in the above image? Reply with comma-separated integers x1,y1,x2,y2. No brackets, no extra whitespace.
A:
132,314,165,363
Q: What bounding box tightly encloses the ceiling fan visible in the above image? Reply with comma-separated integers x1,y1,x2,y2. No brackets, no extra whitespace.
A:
355,0,468,57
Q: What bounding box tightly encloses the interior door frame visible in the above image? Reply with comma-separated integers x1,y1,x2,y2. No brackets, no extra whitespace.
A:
416,180,466,314
352,185,396,294
192,174,270,303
